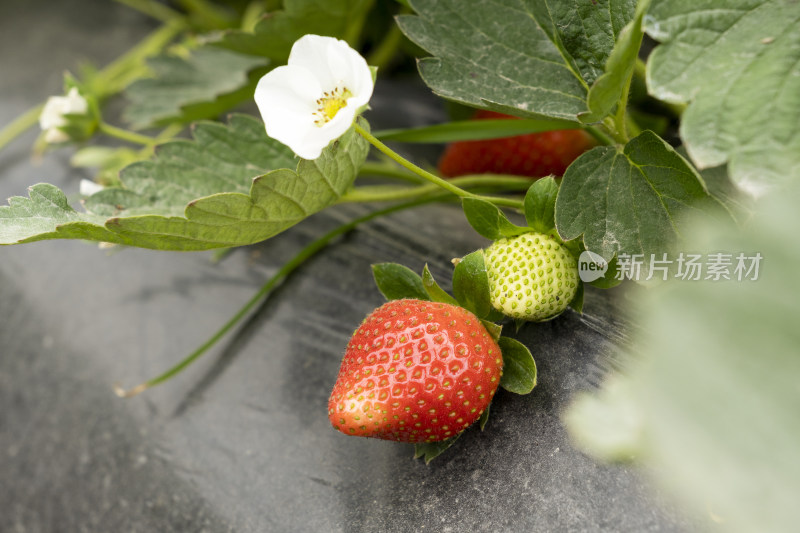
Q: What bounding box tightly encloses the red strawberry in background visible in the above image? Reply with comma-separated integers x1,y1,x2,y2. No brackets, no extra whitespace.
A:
328,299,502,443
438,110,597,178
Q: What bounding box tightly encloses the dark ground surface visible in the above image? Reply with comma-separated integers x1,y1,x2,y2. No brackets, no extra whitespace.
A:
0,1,693,531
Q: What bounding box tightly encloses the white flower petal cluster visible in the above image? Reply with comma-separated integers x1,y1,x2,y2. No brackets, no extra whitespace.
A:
254,35,374,160
39,87,89,144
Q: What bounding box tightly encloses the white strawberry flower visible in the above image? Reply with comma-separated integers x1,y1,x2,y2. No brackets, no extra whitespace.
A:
39,87,89,144
254,34,374,160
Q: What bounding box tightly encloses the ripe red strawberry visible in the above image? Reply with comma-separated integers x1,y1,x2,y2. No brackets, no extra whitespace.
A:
328,299,503,443
438,110,596,178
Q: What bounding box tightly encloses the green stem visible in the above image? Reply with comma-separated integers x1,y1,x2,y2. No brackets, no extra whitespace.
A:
177,0,234,29
99,22,184,95
613,72,633,143
113,0,184,24
603,117,628,145
359,161,426,183
114,198,435,397
341,176,533,205
133,123,184,159
155,123,184,142
355,123,480,200
0,104,44,152
584,125,616,146
240,0,267,32
98,122,158,146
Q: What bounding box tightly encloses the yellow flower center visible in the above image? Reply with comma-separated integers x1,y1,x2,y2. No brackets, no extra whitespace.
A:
314,86,352,126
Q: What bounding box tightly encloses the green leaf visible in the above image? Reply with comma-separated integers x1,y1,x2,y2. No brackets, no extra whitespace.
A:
568,180,800,532
461,197,528,241
421,264,459,306
398,0,636,120
530,0,637,86
646,0,800,191
123,46,267,129
215,0,373,60
414,436,460,464
452,250,492,319
478,403,491,431
523,177,558,232
480,320,502,342
579,0,650,123
373,118,580,143
588,254,621,289
372,263,430,302
699,164,754,225
498,336,537,395
568,280,584,313
555,130,728,264
71,146,142,186
0,116,368,250
0,184,112,245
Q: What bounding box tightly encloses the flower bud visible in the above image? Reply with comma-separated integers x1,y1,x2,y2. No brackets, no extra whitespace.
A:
39,87,92,144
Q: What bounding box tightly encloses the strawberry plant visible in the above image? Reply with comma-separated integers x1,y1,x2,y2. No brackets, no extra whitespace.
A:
1,0,798,528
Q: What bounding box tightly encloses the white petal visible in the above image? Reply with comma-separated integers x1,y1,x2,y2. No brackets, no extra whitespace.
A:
64,87,89,114
255,65,320,115
39,89,88,131
39,96,68,130
296,105,359,160
346,50,375,105
288,35,342,90
79,179,104,196
44,128,69,144
325,40,354,87
255,65,321,155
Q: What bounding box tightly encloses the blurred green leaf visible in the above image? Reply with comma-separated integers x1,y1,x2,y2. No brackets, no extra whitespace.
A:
566,180,800,532
71,146,142,186
646,0,800,191
215,0,372,59
564,376,643,462
124,45,266,129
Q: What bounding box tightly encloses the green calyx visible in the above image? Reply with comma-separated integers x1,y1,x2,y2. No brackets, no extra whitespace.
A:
484,232,578,321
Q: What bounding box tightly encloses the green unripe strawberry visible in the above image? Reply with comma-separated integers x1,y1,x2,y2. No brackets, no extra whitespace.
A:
484,233,579,321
